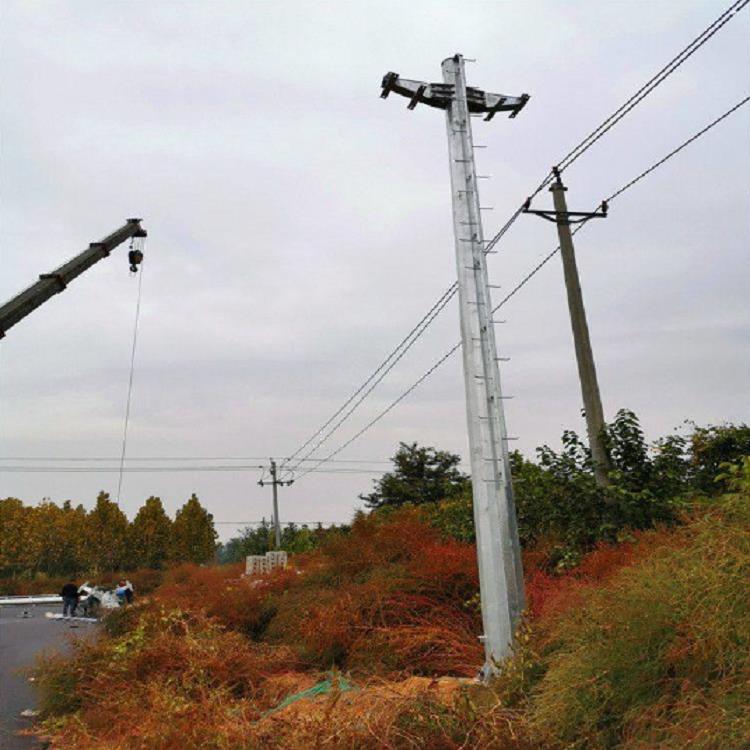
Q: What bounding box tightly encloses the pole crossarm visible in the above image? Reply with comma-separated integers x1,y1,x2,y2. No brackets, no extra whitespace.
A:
523,206,608,225
523,169,608,224
381,71,529,120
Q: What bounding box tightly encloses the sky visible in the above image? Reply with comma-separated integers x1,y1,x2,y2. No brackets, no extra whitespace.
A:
1,1,748,541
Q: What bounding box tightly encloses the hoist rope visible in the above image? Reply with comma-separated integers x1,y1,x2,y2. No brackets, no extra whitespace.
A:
116,239,145,504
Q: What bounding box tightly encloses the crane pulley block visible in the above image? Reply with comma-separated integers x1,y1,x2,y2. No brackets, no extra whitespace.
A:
128,247,144,273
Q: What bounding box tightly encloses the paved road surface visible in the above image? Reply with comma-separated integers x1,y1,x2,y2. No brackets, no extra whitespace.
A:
0,605,96,750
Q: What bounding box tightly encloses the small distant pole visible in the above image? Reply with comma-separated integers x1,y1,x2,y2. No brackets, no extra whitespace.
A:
258,459,293,549
523,168,611,486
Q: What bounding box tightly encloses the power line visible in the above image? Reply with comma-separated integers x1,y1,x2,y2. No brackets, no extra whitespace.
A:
482,2,747,254
293,343,462,481
555,0,748,173
605,94,750,202
0,455,395,464
278,283,458,479
291,95,748,478
281,8,745,475
0,465,386,474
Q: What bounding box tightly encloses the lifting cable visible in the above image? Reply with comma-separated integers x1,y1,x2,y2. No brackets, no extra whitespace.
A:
116,236,146,504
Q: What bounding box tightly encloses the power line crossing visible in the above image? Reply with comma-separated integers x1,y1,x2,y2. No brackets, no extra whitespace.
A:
278,2,748,480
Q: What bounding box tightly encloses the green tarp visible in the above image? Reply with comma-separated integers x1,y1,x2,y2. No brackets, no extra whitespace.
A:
266,673,355,715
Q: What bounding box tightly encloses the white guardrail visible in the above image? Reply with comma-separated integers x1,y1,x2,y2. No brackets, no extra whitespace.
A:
0,595,62,606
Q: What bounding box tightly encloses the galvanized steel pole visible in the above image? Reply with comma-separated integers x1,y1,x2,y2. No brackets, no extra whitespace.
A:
380,55,528,677
441,55,524,677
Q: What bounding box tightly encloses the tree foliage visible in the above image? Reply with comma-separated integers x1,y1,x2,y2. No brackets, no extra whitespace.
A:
0,498,34,575
0,492,218,578
171,494,218,564
425,410,750,564
86,492,130,572
218,521,348,563
360,442,469,510
129,496,173,569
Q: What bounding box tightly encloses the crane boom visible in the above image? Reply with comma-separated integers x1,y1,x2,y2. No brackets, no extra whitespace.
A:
0,218,147,339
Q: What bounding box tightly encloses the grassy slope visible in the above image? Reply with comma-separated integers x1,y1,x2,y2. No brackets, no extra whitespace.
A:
33,461,750,749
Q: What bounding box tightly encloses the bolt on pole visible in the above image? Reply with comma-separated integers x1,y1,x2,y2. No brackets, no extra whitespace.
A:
381,55,529,678
523,169,611,486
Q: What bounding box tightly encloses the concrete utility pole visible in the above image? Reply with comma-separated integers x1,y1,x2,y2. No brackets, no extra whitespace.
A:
381,55,529,678
258,459,293,549
523,168,611,486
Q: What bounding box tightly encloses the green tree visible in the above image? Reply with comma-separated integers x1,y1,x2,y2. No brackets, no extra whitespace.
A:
360,442,470,509
171,494,217,564
689,423,750,494
85,492,130,571
30,501,88,576
129,496,173,569
0,498,34,576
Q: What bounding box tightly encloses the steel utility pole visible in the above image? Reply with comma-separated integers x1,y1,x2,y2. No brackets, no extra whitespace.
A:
258,459,293,549
381,55,529,678
523,168,611,486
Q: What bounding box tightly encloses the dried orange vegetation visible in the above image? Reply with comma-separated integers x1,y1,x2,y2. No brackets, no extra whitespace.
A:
524,540,637,621
33,462,750,749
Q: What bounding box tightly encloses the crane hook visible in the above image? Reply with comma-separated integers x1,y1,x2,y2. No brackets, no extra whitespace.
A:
127,238,144,273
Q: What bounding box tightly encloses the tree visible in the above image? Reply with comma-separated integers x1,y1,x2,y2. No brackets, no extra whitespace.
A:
129,496,173,569
688,423,750,494
85,492,130,571
361,442,470,509
0,498,34,576
171,494,217,564
30,500,88,576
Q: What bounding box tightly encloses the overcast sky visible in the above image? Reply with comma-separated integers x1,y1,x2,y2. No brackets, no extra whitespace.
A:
1,1,747,540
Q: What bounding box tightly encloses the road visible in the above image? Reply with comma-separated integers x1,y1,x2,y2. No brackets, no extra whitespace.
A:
0,604,96,750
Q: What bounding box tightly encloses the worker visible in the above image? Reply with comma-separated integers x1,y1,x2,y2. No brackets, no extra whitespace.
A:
78,583,101,618
114,580,132,606
60,580,79,618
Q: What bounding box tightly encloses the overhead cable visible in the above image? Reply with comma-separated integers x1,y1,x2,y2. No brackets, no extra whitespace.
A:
282,7,745,475
279,282,458,478
483,0,747,252
555,0,748,174
0,455,394,464
0,465,385,475
605,94,750,202
291,95,749,476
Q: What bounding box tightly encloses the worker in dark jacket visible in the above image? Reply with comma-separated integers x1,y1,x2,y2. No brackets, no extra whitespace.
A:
60,581,79,618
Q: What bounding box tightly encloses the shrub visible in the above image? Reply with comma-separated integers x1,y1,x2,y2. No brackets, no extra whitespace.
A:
527,468,750,749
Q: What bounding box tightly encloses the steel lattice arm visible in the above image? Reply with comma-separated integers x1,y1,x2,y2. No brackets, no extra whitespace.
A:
381,66,529,120
0,218,147,338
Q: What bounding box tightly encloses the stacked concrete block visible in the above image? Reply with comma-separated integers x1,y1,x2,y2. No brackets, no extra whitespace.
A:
266,550,288,570
245,550,288,577
245,555,270,576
